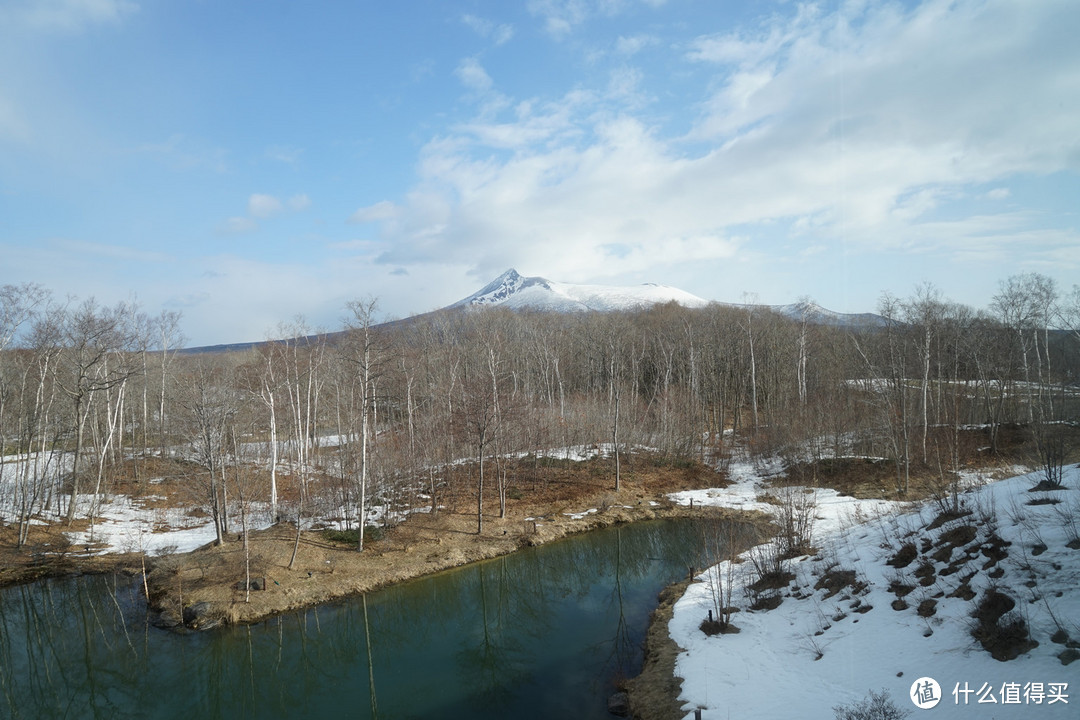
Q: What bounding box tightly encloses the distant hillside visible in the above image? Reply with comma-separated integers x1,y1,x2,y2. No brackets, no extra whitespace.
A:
452,269,886,328
450,269,711,312
179,269,885,353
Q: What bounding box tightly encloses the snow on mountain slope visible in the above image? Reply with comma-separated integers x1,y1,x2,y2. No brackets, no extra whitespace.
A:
452,269,884,326
451,269,710,313
773,300,888,328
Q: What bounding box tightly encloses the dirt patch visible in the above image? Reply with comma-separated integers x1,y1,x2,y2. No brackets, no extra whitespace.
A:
980,535,1011,568
771,457,896,498
768,425,1073,500
751,593,784,611
927,510,973,531
141,464,768,631
889,580,915,598
937,524,978,548
971,589,1039,661
814,568,858,599
699,618,741,636
1,453,735,594
914,561,937,587
949,583,977,601
0,522,144,586
748,570,795,593
888,543,918,569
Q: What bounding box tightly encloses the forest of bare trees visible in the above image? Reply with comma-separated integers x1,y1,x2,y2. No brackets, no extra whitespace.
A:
1,274,1078,548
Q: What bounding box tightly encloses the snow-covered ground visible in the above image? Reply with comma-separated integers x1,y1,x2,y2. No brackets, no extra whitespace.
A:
63,492,223,555
0,437,432,555
667,458,1079,719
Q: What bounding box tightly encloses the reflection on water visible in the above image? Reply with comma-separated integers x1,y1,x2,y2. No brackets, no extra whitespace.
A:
0,519,749,720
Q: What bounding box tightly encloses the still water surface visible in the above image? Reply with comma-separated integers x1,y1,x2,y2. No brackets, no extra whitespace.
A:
0,519,730,719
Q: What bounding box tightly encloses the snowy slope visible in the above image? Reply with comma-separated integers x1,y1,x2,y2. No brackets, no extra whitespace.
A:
451,269,884,326
772,300,888,328
668,462,1079,719
450,269,710,312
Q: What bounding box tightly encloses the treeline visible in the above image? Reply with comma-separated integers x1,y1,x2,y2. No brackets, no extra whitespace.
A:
1,275,1078,547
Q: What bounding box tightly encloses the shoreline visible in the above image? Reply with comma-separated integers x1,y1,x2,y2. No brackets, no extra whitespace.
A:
142,489,771,631
0,546,145,589
624,578,694,720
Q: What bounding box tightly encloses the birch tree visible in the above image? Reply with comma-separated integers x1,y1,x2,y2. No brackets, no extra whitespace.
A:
58,299,139,524
342,298,384,551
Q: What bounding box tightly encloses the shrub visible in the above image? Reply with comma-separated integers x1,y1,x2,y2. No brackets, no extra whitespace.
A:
776,487,817,558
970,589,1039,661
321,525,383,545
833,689,910,720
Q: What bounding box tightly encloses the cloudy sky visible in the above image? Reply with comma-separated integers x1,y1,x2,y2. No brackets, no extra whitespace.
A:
2,0,1077,346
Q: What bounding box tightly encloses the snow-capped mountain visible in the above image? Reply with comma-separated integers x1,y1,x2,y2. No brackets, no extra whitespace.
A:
772,300,888,328
179,271,884,353
450,269,885,327
450,269,710,313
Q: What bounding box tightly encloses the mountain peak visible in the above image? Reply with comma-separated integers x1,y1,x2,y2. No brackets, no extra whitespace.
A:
450,270,708,313
446,270,885,327
452,268,541,308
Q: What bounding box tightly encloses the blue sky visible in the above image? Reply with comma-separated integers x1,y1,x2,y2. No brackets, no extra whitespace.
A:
1,0,1077,346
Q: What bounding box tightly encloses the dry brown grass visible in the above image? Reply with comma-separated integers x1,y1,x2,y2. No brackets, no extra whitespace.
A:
768,424,1080,500
623,580,694,720
131,454,746,629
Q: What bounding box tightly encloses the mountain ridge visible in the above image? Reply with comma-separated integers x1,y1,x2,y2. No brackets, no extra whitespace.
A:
180,269,883,353
450,269,711,313
452,269,885,327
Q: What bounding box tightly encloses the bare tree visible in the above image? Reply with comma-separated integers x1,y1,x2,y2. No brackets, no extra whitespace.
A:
742,294,760,431
904,283,946,464
0,284,53,542
155,310,185,454
457,338,502,535
852,293,913,495
176,358,238,546
992,273,1058,422
58,299,139,524
342,298,384,551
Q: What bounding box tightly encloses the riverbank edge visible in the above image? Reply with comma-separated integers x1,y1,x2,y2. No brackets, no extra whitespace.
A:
0,549,145,589
624,577,694,720
145,495,773,631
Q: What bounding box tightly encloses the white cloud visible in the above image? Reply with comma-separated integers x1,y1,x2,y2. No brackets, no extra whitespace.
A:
367,0,1080,288
607,66,644,99
527,0,583,38
0,0,137,33
987,188,1011,200
220,192,308,231
136,134,228,173
528,0,658,38
248,193,283,219
462,14,514,45
349,200,400,224
455,57,493,92
53,238,172,263
615,34,657,56
220,216,257,234
0,95,30,143
265,145,303,164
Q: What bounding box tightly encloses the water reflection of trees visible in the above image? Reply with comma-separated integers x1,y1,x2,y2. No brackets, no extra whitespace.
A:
0,574,150,719
0,518,753,720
